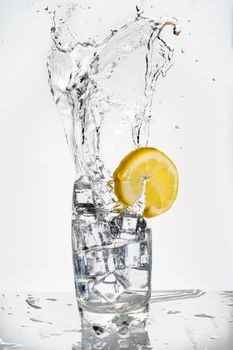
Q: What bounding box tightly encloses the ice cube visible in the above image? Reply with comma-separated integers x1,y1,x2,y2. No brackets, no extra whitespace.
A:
75,246,118,277
112,246,126,270
93,273,125,303
90,222,112,247
125,241,149,268
139,241,149,266
114,270,131,289
110,214,147,240
72,219,89,250
84,250,109,277
122,214,139,232
73,176,93,212
73,252,89,277
72,223,79,252
126,268,149,291
84,233,98,249
73,219,112,251
75,277,90,302
106,250,116,273
125,242,141,267
92,180,116,213
136,217,147,239
109,218,121,238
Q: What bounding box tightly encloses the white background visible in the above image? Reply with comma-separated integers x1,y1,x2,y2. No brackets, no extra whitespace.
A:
0,0,233,292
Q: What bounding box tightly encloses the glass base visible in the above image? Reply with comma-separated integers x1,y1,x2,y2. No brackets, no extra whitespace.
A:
73,305,151,350
81,304,148,326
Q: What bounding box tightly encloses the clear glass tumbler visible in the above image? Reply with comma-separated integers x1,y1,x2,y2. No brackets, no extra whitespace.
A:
72,176,152,327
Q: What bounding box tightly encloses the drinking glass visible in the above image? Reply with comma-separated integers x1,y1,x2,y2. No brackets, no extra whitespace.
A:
72,177,152,327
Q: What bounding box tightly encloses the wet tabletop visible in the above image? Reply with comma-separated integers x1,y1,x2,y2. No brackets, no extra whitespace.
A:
0,290,233,349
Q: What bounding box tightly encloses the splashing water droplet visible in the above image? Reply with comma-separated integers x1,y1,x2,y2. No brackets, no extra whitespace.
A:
47,6,181,216
48,10,180,185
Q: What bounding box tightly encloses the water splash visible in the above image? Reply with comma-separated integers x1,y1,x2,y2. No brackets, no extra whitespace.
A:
48,10,180,181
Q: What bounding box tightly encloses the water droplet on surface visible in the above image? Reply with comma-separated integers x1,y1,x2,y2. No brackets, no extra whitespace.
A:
194,313,215,319
0,338,23,349
25,296,42,309
29,317,44,323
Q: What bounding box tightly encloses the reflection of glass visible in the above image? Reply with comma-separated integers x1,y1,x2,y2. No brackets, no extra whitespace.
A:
48,1,179,329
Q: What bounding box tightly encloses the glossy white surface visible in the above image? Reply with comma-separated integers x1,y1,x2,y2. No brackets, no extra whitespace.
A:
0,291,233,349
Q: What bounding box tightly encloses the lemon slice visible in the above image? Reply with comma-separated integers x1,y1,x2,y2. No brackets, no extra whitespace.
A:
113,147,178,218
